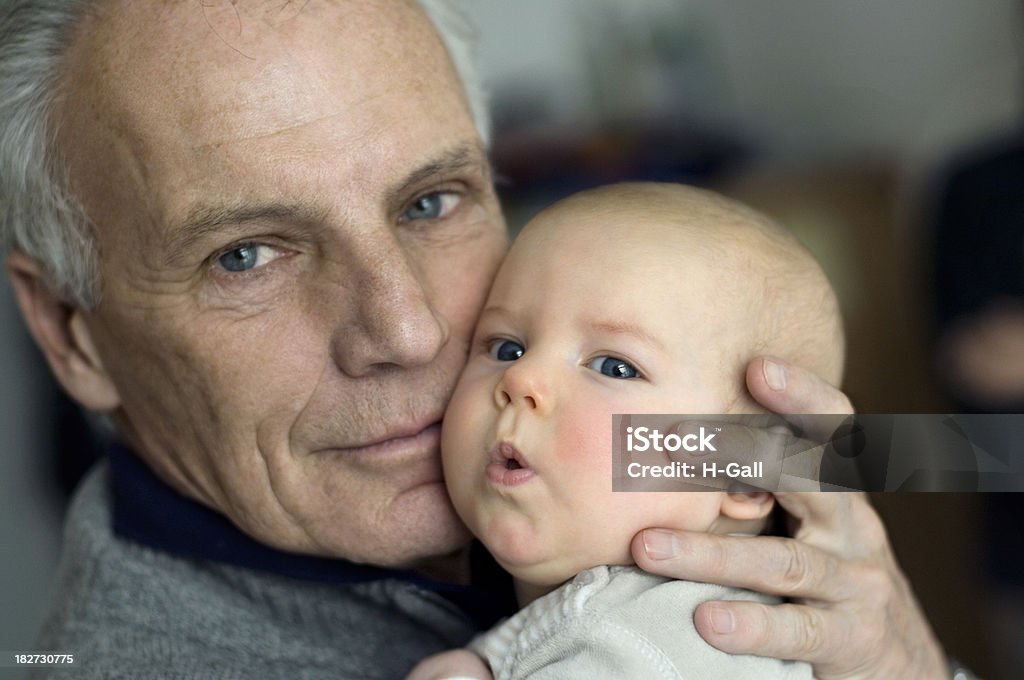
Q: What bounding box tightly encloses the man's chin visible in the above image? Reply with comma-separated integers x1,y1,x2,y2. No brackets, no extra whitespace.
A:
352,523,473,584
326,481,473,573
392,503,475,574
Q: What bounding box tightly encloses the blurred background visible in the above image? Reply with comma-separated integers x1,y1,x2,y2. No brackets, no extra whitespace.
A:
2,1,1023,678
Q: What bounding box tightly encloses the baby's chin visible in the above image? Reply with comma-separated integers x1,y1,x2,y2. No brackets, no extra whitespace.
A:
487,536,634,593
467,506,638,589
496,554,577,590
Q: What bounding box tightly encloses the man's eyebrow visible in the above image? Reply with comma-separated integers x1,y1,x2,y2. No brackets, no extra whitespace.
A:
164,144,489,264
587,319,666,351
166,202,329,263
389,144,492,201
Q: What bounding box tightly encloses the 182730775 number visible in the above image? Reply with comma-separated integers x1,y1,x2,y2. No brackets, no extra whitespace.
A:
9,652,75,666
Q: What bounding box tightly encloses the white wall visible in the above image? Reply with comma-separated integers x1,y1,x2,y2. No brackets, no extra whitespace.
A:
466,0,1024,161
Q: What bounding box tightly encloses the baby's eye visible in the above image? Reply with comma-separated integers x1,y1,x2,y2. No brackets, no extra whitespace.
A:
587,356,640,379
488,339,525,362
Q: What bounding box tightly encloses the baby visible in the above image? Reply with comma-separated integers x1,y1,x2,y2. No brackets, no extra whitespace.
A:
411,182,844,679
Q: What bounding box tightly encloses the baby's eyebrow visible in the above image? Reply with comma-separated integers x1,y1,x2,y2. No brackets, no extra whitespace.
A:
479,305,514,318
586,319,665,351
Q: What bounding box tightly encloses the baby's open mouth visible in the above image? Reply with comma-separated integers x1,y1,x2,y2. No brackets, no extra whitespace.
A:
487,441,536,486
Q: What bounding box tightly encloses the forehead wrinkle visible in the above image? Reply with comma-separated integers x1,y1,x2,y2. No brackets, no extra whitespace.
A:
192,90,393,152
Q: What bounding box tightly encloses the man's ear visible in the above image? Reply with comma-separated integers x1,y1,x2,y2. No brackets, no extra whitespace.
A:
7,251,120,411
720,491,775,522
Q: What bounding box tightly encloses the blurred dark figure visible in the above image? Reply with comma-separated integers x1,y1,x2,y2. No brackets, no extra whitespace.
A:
934,136,1024,411
931,132,1024,680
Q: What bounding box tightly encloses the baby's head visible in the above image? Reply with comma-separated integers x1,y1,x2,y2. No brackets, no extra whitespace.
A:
442,182,844,593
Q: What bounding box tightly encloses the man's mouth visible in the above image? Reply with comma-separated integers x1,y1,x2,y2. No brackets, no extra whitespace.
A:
486,441,536,486
315,419,443,464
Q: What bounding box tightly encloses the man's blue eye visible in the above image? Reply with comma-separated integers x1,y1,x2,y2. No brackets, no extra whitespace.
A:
488,339,525,362
218,244,259,272
402,192,458,221
405,193,442,220
587,356,639,379
215,243,280,273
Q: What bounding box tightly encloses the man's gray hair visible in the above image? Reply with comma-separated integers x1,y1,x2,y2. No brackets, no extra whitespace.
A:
0,0,490,309
418,0,490,145
0,0,95,306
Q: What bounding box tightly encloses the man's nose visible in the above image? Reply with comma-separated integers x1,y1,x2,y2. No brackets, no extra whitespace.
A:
329,243,448,377
494,357,549,414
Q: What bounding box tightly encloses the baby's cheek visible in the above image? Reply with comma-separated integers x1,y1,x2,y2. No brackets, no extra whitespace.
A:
441,387,484,483
555,405,614,466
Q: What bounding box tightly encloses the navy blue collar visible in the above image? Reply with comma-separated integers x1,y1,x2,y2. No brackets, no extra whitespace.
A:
109,444,514,629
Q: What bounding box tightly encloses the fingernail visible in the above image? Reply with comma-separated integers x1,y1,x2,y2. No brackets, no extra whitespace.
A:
709,605,735,634
642,529,679,560
763,359,787,391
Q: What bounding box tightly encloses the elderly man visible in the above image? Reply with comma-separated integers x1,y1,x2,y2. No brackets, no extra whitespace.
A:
0,1,949,678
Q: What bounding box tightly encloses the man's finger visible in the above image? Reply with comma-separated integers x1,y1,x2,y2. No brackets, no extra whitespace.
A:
746,357,853,440
771,490,855,522
632,529,855,601
692,600,846,668
772,492,889,557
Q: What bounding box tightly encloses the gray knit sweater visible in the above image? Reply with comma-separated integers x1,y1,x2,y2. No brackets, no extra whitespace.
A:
31,464,479,679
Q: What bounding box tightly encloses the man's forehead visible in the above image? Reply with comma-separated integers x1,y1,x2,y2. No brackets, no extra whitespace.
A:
59,0,475,240
85,0,422,54
76,0,440,129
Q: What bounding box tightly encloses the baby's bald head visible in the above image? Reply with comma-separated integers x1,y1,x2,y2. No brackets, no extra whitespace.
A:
512,182,845,407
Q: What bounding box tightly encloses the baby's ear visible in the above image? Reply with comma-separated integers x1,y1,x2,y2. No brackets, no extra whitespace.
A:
720,491,774,521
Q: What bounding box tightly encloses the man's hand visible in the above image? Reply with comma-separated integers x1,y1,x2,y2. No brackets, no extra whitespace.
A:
631,357,947,679
405,649,492,680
